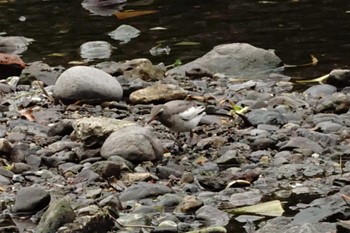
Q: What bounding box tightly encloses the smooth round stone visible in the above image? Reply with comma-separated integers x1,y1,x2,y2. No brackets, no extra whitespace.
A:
53,66,123,104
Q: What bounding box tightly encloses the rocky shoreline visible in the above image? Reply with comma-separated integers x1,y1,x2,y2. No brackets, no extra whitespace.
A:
0,43,350,233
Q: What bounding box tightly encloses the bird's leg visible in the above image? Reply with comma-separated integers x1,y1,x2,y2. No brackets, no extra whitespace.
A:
170,132,180,151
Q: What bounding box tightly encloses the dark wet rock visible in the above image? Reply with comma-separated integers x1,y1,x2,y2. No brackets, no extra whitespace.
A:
74,168,102,183
315,92,350,114
26,154,42,169
247,109,287,126
0,175,11,185
229,190,262,207
53,66,123,104
129,83,188,104
42,150,78,167
292,185,350,224
57,206,115,233
98,195,123,211
157,164,184,179
120,182,172,201
326,69,350,87
10,143,32,163
279,136,323,154
0,214,19,232
317,123,343,137
156,193,183,208
11,185,51,213
268,95,309,109
251,137,276,151
304,84,337,96
256,217,336,233
197,136,227,149
11,162,32,174
48,119,74,137
8,119,49,135
215,150,247,165
167,43,281,78
58,163,83,176
0,138,12,155
296,128,338,147
21,61,64,86
36,198,75,233
195,205,230,226
0,167,14,179
303,164,324,177
175,195,203,213
90,160,121,179
37,140,82,157
273,151,303,165
101,126,163,163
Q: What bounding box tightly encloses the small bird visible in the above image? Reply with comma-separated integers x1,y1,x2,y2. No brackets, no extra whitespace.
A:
147,100,206,147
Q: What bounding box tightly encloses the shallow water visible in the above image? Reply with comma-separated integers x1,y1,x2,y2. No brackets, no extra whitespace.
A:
1,0,350,79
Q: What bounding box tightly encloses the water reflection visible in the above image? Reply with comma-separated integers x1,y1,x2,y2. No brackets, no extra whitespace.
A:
0,0,349,78
81,0,126,16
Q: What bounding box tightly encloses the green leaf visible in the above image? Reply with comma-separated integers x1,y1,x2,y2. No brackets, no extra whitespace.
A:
226,200,284,217
175,41,200,46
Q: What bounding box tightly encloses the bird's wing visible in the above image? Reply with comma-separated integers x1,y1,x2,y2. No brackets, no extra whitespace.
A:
179,106,205,121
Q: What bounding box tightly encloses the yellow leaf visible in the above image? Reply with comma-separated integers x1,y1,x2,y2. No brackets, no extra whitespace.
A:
48,53,66,57
284,54,318,68
115,10,158,20
175,41,200,46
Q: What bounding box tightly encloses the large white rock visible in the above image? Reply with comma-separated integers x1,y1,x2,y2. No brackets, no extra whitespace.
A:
53,66,123,104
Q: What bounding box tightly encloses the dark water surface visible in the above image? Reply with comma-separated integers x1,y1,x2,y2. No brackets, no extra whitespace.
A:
1,0,350,78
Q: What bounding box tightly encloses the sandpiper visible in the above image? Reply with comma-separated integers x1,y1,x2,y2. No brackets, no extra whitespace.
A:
147,100,206,147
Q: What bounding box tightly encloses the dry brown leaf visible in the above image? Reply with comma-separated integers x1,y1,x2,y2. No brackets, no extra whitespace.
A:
19,108,35,122
115,10,158,20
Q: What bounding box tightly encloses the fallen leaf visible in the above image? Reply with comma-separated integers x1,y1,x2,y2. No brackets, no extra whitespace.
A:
284,54,318,68
19,108,35,122
115,10,158,20
150,27,167,31
227,200,284,217
175,41,201,46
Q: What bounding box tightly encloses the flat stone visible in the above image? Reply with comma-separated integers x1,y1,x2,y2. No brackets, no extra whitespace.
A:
11,185,51,213
119,182,172,201
129,83,188,104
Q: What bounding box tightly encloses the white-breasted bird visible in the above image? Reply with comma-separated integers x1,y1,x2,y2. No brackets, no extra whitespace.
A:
147,100,206,146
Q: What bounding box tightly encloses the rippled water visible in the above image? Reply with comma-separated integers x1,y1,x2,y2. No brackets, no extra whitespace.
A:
1,0,349,78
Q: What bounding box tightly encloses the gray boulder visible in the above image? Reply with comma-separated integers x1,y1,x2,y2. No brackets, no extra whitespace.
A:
100,126,163,163
11,185,51,213
166,43,282,78
53,66,123,104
